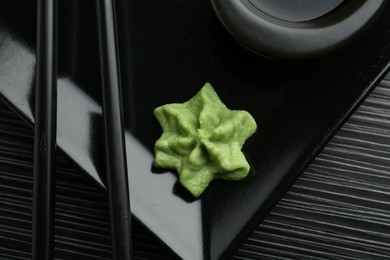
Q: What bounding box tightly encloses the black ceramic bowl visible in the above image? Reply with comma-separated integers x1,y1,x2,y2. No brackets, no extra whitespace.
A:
211,0,387,59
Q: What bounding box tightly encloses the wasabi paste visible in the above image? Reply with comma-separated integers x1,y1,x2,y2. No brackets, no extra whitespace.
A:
153,83,257,197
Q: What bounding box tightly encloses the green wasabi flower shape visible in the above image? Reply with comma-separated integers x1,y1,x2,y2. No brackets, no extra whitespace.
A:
153,83,257,197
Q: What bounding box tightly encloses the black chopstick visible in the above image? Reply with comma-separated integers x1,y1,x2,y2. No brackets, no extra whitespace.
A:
96,0,132,259
32,0,57,259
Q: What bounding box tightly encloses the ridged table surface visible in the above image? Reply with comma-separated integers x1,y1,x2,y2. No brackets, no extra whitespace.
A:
0,72,389,259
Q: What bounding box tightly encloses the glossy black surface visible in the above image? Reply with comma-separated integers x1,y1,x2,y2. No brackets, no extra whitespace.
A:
0,0,390,259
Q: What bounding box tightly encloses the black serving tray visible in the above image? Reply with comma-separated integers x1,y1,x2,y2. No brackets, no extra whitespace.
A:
0,0,390,259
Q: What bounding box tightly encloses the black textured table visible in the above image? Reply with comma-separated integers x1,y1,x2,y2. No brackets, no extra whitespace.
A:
0,72,389,259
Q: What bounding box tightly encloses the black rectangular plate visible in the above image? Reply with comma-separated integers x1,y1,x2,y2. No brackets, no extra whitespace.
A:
0,0,390,259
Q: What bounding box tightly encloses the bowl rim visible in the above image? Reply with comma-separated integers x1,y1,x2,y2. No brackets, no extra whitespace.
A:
211,0,387,59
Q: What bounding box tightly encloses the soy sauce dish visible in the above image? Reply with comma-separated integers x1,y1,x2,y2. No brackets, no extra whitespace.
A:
211,0,387,59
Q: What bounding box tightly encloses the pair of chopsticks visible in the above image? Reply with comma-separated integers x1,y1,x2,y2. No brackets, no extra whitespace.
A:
32,0,132,259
